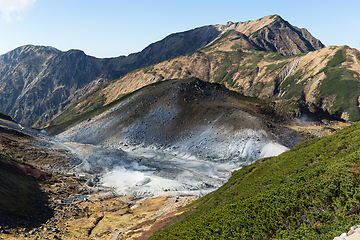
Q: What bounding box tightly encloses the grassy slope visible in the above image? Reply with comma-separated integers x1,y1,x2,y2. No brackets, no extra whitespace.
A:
316,48,360,120
150,121,360,239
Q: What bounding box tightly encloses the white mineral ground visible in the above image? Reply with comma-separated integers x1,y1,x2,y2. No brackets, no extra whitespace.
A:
52,134,289,198
52,100,294,198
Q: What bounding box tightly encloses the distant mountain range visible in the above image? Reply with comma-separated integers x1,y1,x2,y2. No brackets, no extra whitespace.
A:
0,14,328,127
50,14,360,129
0,25,221,126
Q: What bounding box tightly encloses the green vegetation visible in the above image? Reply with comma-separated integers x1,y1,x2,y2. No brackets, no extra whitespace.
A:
317,66,360,121
157,74,164,82
182,69,192,79
270,14,279,20
251,31,259,38
0,152,33,167
264,51,289,61
313,47,359,121
151,121,360,239
82,94,106,113
279,69,304,99
230,44,242,51
247,52,265,70
266,61,287,72
327,48,347,67
212,49,290,92
212,50,245,85
252,81,265,93
142,65,154,73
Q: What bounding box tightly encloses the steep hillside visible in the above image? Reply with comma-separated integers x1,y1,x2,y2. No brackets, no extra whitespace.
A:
53,78,309,163
0,125,54,229
149,121,360,239
0,26,221,127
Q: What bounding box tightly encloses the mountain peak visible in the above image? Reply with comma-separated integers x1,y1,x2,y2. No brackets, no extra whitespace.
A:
218,15,281,35
215,15,324,56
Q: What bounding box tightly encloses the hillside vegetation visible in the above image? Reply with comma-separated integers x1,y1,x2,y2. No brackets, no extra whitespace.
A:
150,121,360,239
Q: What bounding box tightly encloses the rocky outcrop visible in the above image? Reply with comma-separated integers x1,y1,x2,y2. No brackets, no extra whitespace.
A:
247,15,324,55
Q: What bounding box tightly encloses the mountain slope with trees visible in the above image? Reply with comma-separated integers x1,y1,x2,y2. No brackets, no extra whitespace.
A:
150,121,360,239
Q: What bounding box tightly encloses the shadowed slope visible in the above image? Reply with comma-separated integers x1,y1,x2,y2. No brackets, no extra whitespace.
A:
0,136,53,229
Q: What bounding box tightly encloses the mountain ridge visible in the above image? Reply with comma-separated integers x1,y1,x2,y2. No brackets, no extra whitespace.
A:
62,43,359,127
0,25,222,127
0,14,324,127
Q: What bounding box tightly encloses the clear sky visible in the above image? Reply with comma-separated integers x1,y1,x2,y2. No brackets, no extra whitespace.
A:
0,0,359,58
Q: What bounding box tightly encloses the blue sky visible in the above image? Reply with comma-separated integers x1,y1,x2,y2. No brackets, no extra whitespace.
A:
0,0,359,58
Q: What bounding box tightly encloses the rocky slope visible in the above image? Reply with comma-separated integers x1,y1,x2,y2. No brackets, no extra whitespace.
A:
63,37,359,124
55,78,309,162
219,15,324,55
0,14,324,128
0,26,221,127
